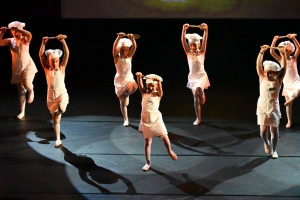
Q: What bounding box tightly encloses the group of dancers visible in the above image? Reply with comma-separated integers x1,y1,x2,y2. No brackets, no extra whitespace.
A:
0,21,299,170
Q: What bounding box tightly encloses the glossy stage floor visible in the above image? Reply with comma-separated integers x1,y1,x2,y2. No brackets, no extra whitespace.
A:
0,77,300,200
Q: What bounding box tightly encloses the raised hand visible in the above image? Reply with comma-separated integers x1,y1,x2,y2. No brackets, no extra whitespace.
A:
135,72,143,77
183,23,189,31
42,37,48,44
287,33,297,39
199,23,208,30
260,44,269,53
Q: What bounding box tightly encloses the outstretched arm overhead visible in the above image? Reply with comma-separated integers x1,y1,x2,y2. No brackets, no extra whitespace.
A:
39,37,50,69
288,33,300,59
181,24,190,54
256,45,269,81
112,32,125,59
58,34,69,73
127,33,137,58
270,35,281,63
154,77,163,97
277,49,287,82
199,23,208,54
11,26,32,44
0,27,10,46
136,72,146,95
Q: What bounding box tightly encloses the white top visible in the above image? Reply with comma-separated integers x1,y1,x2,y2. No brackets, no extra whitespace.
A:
187,51,207,80
283,57,299,83
45,68,67,100
9,38,37,84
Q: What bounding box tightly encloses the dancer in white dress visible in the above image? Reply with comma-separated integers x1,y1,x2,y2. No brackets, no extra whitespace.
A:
112,33,138,127
39,34,70,148
270,34,300,128
256,45,287,159
181,23,210,125
136,72,177,171
0,21,37,119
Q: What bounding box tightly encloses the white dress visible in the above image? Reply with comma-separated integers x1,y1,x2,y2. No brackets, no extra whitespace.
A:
114,57,136,97
257,77,281,127
282,57,300,98
138,93,168,138
9,38,37,84
45,68,69,114
186,51,210,95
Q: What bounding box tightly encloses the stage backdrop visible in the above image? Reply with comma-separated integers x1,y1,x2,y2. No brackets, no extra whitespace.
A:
61,0,300,19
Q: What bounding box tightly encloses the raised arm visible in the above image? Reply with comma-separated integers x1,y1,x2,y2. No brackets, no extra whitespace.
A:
257,45,269,80
199,23,208,54
270,36,281,62
58,34,69,71
136,72,146,95
39,37,50,69
11,27,32,44
112,32,125,57
277,50,287,82
181,24,190,53
155,79,163,97
288,33,300,58
0,27,11,46
127,34,137,58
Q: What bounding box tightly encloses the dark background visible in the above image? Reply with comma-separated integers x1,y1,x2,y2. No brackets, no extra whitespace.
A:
0,0,300,123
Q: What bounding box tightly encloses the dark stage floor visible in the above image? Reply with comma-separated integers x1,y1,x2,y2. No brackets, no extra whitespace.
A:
0,79,300,200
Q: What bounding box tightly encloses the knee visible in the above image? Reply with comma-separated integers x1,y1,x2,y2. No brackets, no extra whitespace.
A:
18,86,27,95
145,138,152,146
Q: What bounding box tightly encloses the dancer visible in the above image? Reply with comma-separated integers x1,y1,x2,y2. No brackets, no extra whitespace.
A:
0,21,37,119
181,23,210,126
39,34,69,148
112,33,138,127
256,45,287,158
270,34,300,128
136,72,178,171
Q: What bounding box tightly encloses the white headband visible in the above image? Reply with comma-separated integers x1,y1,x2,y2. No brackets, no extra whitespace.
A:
185,33,202,44
263,60,281,72
45,49,63,60
8,21,25,29
144,74,163,84
117,38,132,49
278,41,295,53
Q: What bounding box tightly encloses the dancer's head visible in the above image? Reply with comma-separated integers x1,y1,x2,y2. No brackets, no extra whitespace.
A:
8,21,25,39
263,60,281,81
45,49,63,70
117,38,132,57
143,74,163,93
185,33,202,52
278,41,295,56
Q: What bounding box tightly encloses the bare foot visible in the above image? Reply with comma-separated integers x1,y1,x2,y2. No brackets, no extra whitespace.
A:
286,122,292,128
123,120,129,127
169,150,178,160
193,118,201,126
16,113,25,119
28,90,34,104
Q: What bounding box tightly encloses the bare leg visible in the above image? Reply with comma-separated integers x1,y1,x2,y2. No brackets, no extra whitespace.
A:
260,125,270,154
160,135,178,160
284,89,300,106
119,82,138,127
285,96,293,128
270,126,279,158
143,138,152,171
119,95,129,126
53,112,62,148
193,88,204,126
16,83,26,119
23,73,35,103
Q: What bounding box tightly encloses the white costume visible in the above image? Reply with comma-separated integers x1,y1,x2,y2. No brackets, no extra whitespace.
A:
257,77,281,127
114,57,136,97
282,57,300,98
44,49,68,114
9,38,37,84
186,52,210,95
138,93,168,138
45,68,69,114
